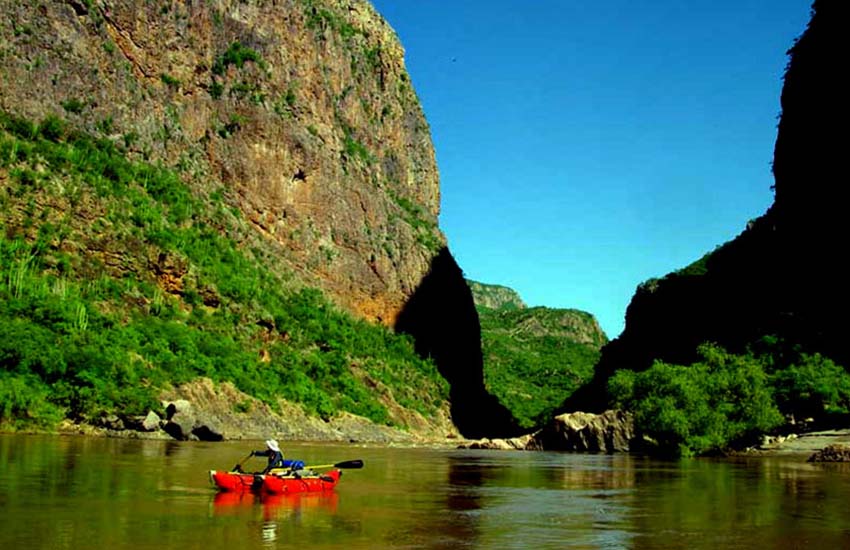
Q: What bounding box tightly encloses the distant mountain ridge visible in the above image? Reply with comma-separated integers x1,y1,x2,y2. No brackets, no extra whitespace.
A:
467,280,526,310
470,280,607,428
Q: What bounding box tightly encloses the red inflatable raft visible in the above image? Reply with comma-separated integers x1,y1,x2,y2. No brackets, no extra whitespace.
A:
209,469,342,494
263,469,341,494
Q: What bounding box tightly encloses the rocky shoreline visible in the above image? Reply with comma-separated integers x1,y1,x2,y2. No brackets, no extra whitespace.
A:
458,410,850,462
27,383,850,462
50,378,462,447
747,429,850,458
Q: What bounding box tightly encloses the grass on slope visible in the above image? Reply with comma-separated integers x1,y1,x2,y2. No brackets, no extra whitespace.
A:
479,306,605,430
0,112,448,431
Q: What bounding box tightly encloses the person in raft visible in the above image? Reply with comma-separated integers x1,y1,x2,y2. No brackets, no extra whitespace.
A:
252,439,306,475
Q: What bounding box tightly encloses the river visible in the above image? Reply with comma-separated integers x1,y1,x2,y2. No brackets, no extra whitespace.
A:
1,434,849,549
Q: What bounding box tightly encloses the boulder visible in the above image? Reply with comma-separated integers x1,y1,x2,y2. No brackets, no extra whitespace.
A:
162,405,223,441
141,411,162,432
534,410,634,453
99,414,125,431
456,411,634,453
192,422,224,442
163,400,192,420
808,444,850,462
164,412,196,441
121,411,162,432
461,435,535,450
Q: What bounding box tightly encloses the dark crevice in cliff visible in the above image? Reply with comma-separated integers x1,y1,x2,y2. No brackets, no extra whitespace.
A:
563,0,849,413
395,247,522,439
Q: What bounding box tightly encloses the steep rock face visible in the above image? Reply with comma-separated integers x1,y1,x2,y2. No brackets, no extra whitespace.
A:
0,1,514,439
769,0,848,363
563,0,849,413
0,0,442,325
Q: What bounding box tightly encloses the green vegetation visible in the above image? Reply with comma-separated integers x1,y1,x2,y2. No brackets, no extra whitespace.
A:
215,114,245,138
209,41,268,102
0,111,448,432
274,87,297,118
303,2,358,40
608,341,850,456
212,42,266,75
160,73,180,88
364,45,382,71
769,350,850,422
61,99,86,115
209,81,224,100
386,190,441,253
343,133,373,164
478,305,605,429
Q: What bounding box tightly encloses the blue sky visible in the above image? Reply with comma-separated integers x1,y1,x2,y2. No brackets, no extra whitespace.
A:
369,1,813,339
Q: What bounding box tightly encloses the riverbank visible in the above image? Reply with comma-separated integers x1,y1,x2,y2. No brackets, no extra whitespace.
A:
9,376,850,459
743,429,850,457
10,420,850,460
18,377,463,448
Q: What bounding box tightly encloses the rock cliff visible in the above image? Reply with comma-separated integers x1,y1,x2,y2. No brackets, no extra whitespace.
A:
0,0,513,439
563,0,850,412
0,0,442,326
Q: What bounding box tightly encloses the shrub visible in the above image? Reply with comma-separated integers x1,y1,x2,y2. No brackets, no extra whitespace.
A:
0,373,65,428
61,99,86,115
212,42,265,75
771,353,850,421
609,343,783,456
209,81,224,99
160,73,180,88
38,115,65,142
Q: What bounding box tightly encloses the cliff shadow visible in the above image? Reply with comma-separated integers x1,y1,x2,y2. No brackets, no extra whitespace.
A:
395,247,521,439
564,0,850,414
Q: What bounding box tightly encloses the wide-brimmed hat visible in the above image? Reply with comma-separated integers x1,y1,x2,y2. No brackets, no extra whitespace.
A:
265,439,280,452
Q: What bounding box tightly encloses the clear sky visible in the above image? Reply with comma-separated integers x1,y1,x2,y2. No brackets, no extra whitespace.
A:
369,1,813,339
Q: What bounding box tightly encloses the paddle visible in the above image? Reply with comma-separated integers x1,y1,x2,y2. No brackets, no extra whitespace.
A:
231,452,254,473
305,459,364,470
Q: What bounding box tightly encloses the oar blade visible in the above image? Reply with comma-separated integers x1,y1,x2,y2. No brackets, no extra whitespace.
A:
304,459,364,470
334,459,364,469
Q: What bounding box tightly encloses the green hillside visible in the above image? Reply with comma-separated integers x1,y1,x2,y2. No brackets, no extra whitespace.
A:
473,283,607,429
0,112,448,431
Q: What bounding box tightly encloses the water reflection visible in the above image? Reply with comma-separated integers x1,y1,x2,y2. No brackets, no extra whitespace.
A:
211,490,340,546
443,456,486,546
211,490,339,519
4,436,850,549
628,457,850,549
552,453,638,492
